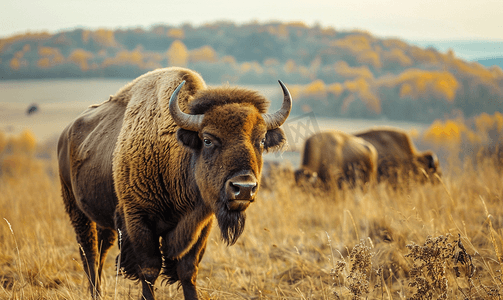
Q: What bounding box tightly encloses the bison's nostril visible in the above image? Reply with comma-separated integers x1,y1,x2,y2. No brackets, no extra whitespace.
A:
229,182,240,196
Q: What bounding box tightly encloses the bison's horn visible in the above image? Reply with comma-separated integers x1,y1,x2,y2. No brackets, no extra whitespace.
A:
262,80,292,130
169,81,204,131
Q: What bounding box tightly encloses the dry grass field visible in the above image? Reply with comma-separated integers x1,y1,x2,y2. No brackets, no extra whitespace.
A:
1,128,503,300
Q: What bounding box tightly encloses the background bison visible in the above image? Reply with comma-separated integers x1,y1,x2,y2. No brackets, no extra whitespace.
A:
57,67,292,300
295,130,378,189
355,128,441,184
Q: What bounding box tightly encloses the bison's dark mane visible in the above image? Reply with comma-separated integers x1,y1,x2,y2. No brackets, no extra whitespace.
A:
188,88,270,115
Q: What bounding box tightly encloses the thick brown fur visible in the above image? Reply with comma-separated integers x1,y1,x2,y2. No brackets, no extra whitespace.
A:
295,131,378,189
355,128,441,184
58,67,288,300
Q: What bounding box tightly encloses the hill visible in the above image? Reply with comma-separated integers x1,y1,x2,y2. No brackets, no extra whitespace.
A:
409,39,503,61
1,21,502,123
476,57,503,69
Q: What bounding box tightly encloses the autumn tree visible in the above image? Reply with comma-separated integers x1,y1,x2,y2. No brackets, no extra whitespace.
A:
189,45,217,63
167,28,185,39
166,40,188,66
68,49,94,71
102,48,144,68
9,44,30,70
82,29,117,47
37,47,65,68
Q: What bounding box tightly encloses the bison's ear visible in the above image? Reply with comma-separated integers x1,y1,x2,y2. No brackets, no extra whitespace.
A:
177,129,202,150
264,128,287,153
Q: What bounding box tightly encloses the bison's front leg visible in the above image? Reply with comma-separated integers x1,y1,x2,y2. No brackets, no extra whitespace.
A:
176,220,213,299
116,208,162,300
133,220,163,300
160,207,213,299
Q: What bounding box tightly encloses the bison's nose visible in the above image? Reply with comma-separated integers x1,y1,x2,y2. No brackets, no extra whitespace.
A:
225,173,258,210
227,174,258,199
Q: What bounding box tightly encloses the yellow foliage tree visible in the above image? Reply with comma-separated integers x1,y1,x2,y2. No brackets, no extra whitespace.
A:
166,40,188,66
37,57,51,68
82,29,117,47
344,78,381,114
189,45,217,63
69,49,94,70
0,32,50,53
9,44,30,70
102,49,144,68
94,29,117,47
303,79,327,98
287,86,302,100
382,38,409,50
37,47,65,68
333,35,373,52
327,82,344,97
423,120,472,145
357,50,382,69
10,57,21,70
409,46,439,65
167,28,185,39
382,48,413,68
386,69,459,102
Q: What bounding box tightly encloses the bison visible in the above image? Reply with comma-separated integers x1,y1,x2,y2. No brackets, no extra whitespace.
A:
295,131,378,189
57,67,292,300
355,128,441,184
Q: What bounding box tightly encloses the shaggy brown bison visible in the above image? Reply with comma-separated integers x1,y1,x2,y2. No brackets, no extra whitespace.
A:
57,67,292,300
295,131,378,189
355,128,441,184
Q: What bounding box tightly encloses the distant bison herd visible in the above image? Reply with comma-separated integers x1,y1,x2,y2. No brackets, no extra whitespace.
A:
295,131,378,189
293,128,441,189
57,67,441,300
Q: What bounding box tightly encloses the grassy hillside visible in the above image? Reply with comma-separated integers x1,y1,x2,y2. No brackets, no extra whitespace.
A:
1,113,503,299
1,21,502,123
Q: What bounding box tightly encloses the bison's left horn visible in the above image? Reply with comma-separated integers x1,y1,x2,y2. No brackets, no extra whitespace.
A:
169,81,204,131
262,80,292,130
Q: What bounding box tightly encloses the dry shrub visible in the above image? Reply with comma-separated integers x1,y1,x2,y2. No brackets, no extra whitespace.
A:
0,130,43,179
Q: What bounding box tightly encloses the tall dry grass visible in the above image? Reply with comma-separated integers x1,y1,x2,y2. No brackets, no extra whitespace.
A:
1,129,503,299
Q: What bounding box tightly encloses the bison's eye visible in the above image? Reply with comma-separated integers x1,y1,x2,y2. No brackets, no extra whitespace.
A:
203,138,213,147
260,138,266,146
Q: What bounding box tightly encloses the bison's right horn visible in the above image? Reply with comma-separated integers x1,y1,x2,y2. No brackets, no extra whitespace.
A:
169,81,204,132
262,80,292,130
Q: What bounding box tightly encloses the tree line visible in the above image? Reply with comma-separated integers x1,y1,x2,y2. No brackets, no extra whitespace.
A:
1,21,502,122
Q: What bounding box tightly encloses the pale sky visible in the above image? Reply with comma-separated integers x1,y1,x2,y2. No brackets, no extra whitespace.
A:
2,0,503,41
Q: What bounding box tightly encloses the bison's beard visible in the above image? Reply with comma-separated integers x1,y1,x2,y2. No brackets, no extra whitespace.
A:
215,201,246,245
